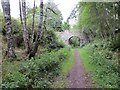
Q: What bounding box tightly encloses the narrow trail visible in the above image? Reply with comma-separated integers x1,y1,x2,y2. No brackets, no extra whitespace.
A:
66,49,92,88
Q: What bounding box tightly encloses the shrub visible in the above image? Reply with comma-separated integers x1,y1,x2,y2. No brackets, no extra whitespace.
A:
109,33,120,51
40,30,65,50
87,42,119,88
2,71,25,88
2,48,70,88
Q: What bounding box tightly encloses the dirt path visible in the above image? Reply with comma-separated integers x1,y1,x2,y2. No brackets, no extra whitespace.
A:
66,49,92,88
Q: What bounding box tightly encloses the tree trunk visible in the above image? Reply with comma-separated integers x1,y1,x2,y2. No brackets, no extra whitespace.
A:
43,7,48,30
29,0,44,58
118,2,120,22
1,0,16,59
19,0,23,24
19,0,30,55
31,0,36,43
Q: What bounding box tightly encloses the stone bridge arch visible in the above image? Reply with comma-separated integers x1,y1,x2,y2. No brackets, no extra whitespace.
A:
68,36,81,46
57,30,88,47
60,30,79,44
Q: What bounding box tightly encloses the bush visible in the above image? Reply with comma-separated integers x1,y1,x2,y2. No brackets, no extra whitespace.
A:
2,71,25,88
87,41,119,88
109,34,120,51
2,48,70,88
40,30,65,50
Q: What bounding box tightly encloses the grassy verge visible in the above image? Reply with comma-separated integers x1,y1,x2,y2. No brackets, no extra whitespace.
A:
51,49,74,88
78,42,119,88
78,46,98,87
79,46,97,72
61,49,74,74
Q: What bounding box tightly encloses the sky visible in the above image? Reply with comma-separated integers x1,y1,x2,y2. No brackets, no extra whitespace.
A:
0,0,80,21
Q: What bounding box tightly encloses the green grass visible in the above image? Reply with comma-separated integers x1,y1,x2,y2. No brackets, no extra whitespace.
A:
78,46,98,87
79,46,97,72
61,49,74,75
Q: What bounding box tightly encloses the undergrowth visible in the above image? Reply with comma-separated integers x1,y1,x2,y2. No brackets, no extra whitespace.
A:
2,47,71,88
79,39,119,88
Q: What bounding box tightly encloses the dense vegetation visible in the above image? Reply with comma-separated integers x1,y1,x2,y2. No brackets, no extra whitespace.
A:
74,2,120,88
1,0,64,59
62,22,70,30
1,0,120,89
1,0,69,88
2,48,72,88
79,40,119,88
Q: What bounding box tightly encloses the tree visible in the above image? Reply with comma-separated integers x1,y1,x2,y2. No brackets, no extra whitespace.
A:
62,21,70,30
19,0,30,55
117,2,120,29
26,0,63,32
0,10,3,32
29,0,44,58
45,1,63,31
76,2,117,40
1,0,16,58
31,0,36,43
18,0,63,58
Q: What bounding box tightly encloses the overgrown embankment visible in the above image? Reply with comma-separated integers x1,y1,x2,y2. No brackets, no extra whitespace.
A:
78,39,119,88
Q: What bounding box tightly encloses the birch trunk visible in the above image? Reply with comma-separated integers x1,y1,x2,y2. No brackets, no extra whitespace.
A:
29,0,44,58
1,0,16,58
19,0,30,54
31,0,36,43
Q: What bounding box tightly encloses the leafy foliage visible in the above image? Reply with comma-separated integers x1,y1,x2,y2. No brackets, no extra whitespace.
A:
2,48,71,88
27,1,63,32
79,40,119,88
77,2,118,40
46,1,63,31
109,33,120,51
62,22,70,30
40,30,65,50
76,2,119,87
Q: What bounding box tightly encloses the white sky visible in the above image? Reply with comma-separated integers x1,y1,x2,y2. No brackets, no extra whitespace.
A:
0,0,80,21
